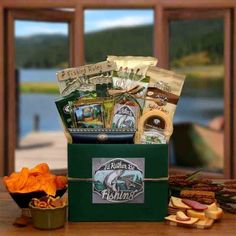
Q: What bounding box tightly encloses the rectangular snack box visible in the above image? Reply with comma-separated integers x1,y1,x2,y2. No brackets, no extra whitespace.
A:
68,143,168,221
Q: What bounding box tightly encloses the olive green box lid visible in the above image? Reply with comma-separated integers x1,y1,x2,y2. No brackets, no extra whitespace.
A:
68,144,168,222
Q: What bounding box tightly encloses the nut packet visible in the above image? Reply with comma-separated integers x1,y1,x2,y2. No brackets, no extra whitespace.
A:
107,56,158,108
56,61,116,97
144,67,185,120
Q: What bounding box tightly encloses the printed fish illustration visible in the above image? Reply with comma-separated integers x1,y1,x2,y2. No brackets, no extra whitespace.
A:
104,169,124,192
121,175,136,190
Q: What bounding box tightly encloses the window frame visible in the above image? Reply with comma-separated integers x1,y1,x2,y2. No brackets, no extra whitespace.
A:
0,0,235,178
163,9,232,178
5,9,75,174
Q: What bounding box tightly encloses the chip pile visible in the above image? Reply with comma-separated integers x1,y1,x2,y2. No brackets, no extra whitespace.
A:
3,163,67,196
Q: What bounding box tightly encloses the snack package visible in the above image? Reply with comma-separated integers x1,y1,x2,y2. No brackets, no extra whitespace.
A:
144,67,185,120
56,61,116,97
107,56,158,108
70,99,104,129
107,56,158,77
103,99,114,128
55,90,80,129
135,109,173,144
112,99,140,129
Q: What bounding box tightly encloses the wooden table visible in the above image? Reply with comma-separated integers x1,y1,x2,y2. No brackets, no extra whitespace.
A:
1,184,236,236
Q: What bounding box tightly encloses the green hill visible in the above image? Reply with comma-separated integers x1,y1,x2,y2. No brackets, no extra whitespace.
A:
15,19,223,68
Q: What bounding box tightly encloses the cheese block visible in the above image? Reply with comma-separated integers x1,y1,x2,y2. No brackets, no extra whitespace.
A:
136,109,173,144
205,207,223,220
165,215,199,225
187,209,206,220
168,200,176,208
176,211,191,221
171,196,191,210
207,202,218,211
194,218,214,229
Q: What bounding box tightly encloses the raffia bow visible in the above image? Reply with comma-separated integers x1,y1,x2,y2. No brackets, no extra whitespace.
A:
108,85,144,97
108,85,145,112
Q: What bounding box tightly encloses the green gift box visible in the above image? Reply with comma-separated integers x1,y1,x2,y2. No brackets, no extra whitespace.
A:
68,143,168,221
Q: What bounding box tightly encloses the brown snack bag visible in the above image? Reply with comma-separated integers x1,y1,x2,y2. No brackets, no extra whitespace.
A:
107,56,158,108
144,67,185,120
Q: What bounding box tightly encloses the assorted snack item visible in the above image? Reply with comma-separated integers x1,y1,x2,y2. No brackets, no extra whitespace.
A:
169,171,236,214
3,163,67,196
144,67,185,120
30,196,67,230
55,56,185,144
30,196,67,209
166,195,223,229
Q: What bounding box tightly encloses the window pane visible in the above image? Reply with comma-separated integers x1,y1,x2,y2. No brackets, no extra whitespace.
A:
169,19,224,173
84,9,154,63
15,20,69,171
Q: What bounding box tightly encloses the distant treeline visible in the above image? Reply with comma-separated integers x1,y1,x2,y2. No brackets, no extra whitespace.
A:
15,19,223,68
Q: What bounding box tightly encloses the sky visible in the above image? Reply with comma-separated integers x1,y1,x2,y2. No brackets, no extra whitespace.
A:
15,9,154,37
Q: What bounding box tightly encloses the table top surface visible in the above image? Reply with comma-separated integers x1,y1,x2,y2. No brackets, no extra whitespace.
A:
1,182,236,236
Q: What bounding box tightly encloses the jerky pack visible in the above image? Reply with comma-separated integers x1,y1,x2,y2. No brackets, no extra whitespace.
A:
144,67,185,119
56,61,116,97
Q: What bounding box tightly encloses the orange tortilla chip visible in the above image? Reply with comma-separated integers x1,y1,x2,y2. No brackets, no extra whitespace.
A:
55,176,68,189
29,163,50,175
3,163,62,196
3,167,29,192
38,173,57,196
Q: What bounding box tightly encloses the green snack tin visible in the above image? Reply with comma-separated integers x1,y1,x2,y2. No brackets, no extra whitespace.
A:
29,203,67,230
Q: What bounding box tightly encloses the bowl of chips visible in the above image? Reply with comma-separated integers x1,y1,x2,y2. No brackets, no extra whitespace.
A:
3,163,68,209
9,188,67,209
29,196,67,230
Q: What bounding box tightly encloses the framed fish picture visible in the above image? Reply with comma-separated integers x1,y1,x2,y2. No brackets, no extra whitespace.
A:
92,158,144,204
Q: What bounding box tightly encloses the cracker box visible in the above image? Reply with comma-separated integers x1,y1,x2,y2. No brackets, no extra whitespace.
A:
68,143,168,221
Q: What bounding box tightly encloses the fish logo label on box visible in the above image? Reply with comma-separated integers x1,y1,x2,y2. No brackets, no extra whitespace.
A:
92,158,144,204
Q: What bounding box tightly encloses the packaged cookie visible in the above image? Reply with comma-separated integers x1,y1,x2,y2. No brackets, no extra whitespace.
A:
56,61,116,97
144,67,185,120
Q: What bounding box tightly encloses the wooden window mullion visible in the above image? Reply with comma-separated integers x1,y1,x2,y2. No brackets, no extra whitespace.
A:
74,4,84,66
0,6,5,176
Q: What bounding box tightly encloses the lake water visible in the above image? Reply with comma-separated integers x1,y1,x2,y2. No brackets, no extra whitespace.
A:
20,69,59,83
18,69,224,138
19,93,223,138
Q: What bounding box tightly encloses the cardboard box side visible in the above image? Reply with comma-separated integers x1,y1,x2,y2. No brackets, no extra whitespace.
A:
68,144,168,221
